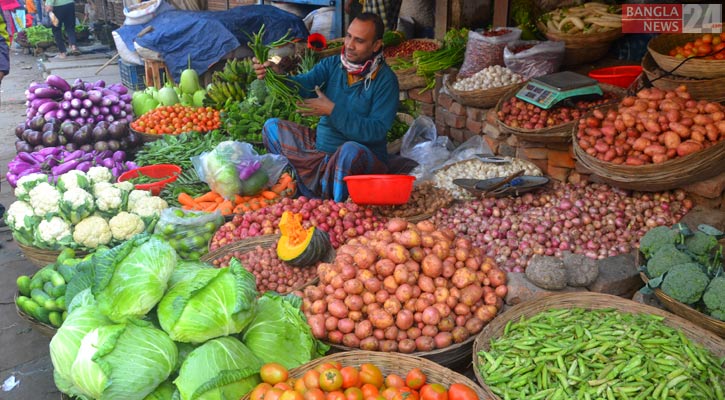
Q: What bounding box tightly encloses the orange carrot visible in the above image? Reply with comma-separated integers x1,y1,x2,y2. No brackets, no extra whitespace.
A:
181,204,193,210
234,194,245,205
178,193,196,207
219,200,233,215
260,190,278,200
195,191,220,203
203,202,219,212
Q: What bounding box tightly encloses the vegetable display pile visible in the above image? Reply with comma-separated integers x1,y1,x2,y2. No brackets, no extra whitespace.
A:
130,105,221,135
20,25,54,46
205,58,256,109
4,167,167,250
433,157,542,200
159,169,211,207
14,117,139,155
25,76,133,127
476,308,724,399
372,182,454,219
540,2,622,35
576,86,725,165
498,92,618,130
432,183,692,272
414,28,469,91
640,224,724,321
210,244,319,294
249,361,482,400
6,146,136,188
384,39,441,59
451,65,523,92
154,208,225,260
211,197,385,250
667,32,725,60
302,218,508,353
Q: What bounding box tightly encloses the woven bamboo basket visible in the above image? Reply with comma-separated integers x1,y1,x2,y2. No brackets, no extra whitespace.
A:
240,351,496,400
129,125,163,143
641,52,725,102
444,71,521,109
395,67,427,91
495,83,625,144
472,292,725,399
537,21,622,66
14,292,57,338
201,234,327,295
636,251,725,337
313,38,344,59
572,107,725,191
648,34,725,79
17,242,88,268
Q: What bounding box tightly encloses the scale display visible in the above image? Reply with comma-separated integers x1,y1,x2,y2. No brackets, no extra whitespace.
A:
515,71,603,109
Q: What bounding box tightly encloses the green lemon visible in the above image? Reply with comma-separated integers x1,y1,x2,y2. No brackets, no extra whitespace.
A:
173,209,185,218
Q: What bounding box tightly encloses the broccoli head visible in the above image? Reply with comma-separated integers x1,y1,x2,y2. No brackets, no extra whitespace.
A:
646,244,693,278
703,276,725,321
661,263,710,305
639,226,681,258
248,79,268,104
685,231,719,256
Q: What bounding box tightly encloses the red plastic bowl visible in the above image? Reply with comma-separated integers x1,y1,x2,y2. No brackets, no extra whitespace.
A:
588,65,643,88
344,174,415,205
118,164,181,196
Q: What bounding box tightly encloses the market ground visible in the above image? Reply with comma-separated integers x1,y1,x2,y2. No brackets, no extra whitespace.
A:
0,43,119,400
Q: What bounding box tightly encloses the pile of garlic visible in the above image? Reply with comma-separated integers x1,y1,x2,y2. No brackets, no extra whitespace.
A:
452,65,523,92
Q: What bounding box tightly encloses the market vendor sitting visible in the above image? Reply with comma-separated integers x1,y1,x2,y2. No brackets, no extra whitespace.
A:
253,12,399,202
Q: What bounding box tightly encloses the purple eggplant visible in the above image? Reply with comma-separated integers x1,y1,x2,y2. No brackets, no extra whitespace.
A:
72,78,84,89
65,143,78,152
15,141,34,154
73,89,87,99
94,115,105,123
42,131,59,147
91,106,101,116
58,135,67,146
107,140,120,151
76,161,92,172
74,117,86,125
17,152,39,165
15,123,26,139
95,142,110,153
72,126,91,145
31,98,54,110
110,104,121,115
111,167,120,177
26,131,42,146
26,109,37,119
125,130,140,147
117,100,126,108
27,116,46,130
68,109,80,119
28,82,46,92
79,144,93,152
125,161,139,170
27,93,36,102
6,173,19,187
60,100,72,111
46,75,71,92
37,146,62,157
109,83,128,95
65,149,85,161
44,111,58,120
63,91,74,101
38,101,59,115
124,104,133,114
82,98,94,109
34,87,63,99
96,150,112,159
55,109,67,121
119,111,127,118
70,98,83,109
51,160,80,176
119,93,132,102
83,82,94,91
94,80,106,88
79,108,90,118
105,115,115,123
86,117,96,125
100,106,110,115
87,90,103,104
8,159,34,175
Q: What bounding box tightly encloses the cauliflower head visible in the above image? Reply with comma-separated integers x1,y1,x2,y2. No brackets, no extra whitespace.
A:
639,226,681,258
703,276,725,321
56,170,90,192
127,190,151,211
109,212,145,241
92,181,114,197
14,173,49,201
87,166,113,184
646,244,693,278
4,201,39,245
114,181,135,192
73,216,113,249
35,216,72,249
29,182,61,217
95,184,128,215
129,196,168,218
661,263,710,305
59,188,96,224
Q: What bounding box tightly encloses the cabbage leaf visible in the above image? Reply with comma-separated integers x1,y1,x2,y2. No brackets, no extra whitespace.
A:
144,380,177,400
241,292,329,369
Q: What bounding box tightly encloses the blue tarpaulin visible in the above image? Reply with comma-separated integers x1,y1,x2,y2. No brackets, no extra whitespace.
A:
115,4,309,82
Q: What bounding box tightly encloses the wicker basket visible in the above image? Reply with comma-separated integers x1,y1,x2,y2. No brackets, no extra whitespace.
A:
444,71,521,109
641,52,725,102
395,66,427,91
201,234,326,295
129,125,163,143
537,22,622,66
472,292,725,399
17,242,88,268
572,107,725,191
313,38,344,59
240,351,496,400
14,292,57,338
636,251,725,337
648,34,725,79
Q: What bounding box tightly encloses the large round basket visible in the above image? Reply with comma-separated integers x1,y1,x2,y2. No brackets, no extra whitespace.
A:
201,234,326,295
444,70,521,109
394,66,427,91
495,83,625,144
14,292,57,338
17,242,88,268
241,351,497,400
572,107,725,191
313,38,344,59
641,51,725,103
129,125,163,143
636,251,725,337
537,22,622,66
471,292,725,399
647,33,725,79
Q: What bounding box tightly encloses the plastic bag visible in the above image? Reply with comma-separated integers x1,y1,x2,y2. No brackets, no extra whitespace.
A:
458,28,522,78
432,135,494,173
154,207,224,260
504,40,565,80
400,116,454,181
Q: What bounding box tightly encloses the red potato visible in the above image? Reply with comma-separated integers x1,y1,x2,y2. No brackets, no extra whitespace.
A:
386,218,408,233
369,309,394,329
398,229,422,248
705,124,719,142
397,338,416,353
353,247,377,269
328,330,343,344
359,337,379,351
328,300,349,319
345,294,364,311
451,268,477,289
385,243,409,264
416,220,435,233
308,314,326,339
421,254,443,278
415,336,436,352
375,259,396,277
450,326,470,343
677,140,703,157
644,144,666,156
652,154,669,164
691,130,705,143
379,340,398,352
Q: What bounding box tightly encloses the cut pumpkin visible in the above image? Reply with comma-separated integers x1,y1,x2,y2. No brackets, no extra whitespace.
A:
276,211,332,267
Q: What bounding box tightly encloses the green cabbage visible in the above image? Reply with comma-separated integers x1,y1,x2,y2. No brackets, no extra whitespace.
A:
70,320,178,400
94,235,177,322
174,336,262,400
144,380,177,400
168,260,213,289
157,258,258,343
241,292,329,369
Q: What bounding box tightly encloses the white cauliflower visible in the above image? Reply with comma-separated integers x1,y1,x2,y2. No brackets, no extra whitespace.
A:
56,170,90,192
59,188,95,224
4,201,39,245
35,216,72,249
73,216,112,249
14,173,49,201
28,182,61,217
127,190,151,210
87,166,113,184
92,181,114,197
129,196,168,218
109,212,145,241
114,181,135,193
95,184,125,215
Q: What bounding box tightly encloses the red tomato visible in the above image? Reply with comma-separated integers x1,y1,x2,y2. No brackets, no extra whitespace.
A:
447,384,479,400
345,387,364,400
320,368,344,392
251,383,274,400
420,384,448,400
340,366,361,389
275,383,293,392
702,33,713,43
326,391,346,400
265,388,285,400
303,370,322,390
361,383,380,399
295,378,309,394
393,387,419,400
384,374,405,389
280,390,305,400
405,369,426,390
315,363,340,374
305,388,326,400
359,364,384,388
261,363,290,385
381,387,400,400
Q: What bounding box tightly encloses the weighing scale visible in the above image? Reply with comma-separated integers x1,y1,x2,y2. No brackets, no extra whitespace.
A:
515,71,603,109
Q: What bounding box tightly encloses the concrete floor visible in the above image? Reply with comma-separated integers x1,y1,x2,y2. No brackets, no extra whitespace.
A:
0,41,120,400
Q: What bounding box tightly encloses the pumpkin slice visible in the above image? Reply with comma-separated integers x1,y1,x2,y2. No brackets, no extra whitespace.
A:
276,211,332,267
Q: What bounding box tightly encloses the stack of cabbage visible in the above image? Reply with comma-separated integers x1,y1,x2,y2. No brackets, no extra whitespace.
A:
49,234,327,400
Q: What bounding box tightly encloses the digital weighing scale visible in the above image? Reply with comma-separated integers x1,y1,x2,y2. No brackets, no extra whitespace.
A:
515,71,603,109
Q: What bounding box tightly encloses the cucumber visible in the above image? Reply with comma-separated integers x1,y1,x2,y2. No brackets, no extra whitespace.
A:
43,281,56,297
61,311,68,321
16,275,31,296
48,311,63,328
18,297,39,316
55,247,76,264
50,284,66,298
48,270,66,287
16,295,29,309
29,277,44,291
34,306,50,324
56,262,77,282
30,288,53,306
44,298,61,311
55,295,66,311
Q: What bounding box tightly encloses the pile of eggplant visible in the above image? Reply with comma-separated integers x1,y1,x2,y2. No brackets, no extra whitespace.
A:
15,117,141,154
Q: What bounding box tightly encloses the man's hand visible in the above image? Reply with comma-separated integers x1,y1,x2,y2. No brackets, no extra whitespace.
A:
296,86,334,117
251,57,283,80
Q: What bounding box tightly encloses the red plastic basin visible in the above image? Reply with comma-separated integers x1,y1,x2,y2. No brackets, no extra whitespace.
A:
588,65,643,88
118,164,181,196
344,174,416,205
